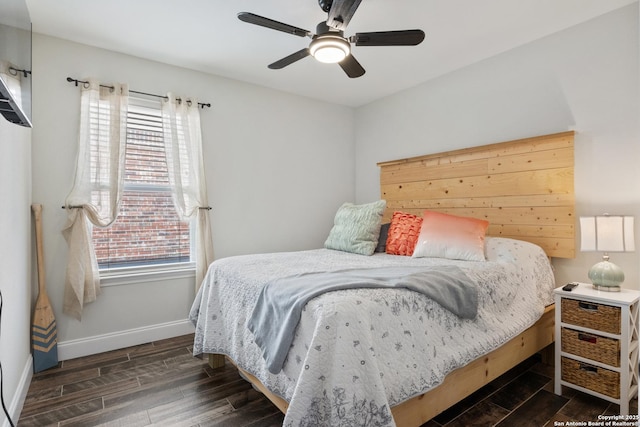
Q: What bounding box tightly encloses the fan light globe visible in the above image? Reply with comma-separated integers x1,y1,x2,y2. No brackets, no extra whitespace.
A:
309,36,350,63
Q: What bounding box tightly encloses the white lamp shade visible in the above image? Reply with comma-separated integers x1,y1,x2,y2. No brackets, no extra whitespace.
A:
624,216,635,251
579,217,596,251
580,215,635,252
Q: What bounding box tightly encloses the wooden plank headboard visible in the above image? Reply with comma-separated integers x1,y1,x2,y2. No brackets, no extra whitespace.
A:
378,131,575,258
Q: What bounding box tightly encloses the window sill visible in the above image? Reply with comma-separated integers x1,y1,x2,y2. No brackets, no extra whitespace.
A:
99,263,195,287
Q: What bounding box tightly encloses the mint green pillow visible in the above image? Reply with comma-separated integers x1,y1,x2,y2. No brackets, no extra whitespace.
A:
324,200,386,255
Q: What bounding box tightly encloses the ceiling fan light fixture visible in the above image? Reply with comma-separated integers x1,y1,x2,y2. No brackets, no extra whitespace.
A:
309,35,350,63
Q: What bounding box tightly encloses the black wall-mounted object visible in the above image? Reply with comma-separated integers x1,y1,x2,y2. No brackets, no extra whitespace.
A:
0,0,32,128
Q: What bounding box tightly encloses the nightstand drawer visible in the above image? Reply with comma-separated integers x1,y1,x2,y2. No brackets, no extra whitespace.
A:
561,328,620,367
561,298,621,334
561,357,620,399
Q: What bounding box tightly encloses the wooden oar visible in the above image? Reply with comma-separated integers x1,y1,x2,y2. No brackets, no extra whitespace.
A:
31,204,59,373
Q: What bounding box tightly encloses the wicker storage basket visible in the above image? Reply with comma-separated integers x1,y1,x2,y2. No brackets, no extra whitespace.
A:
561,328,620,367
561,357,620,398
561,298,621,334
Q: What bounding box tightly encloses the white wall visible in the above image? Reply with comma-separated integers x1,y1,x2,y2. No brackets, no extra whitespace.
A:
31,34,354,356
355,4,640,290
0,117,32,425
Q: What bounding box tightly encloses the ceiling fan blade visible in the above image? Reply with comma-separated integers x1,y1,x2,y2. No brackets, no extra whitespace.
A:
326,0,362,30
352,30,426,46
339,54,365,78
268,48,311,69
238,12,310,37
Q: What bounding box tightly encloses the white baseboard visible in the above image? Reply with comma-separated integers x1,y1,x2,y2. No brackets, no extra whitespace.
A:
57,319,195,361
3,354,32,427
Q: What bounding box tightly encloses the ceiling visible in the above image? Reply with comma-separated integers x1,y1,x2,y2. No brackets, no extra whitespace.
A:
25,0,637,107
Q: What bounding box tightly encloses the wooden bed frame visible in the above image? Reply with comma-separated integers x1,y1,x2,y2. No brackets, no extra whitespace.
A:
208,131,576,425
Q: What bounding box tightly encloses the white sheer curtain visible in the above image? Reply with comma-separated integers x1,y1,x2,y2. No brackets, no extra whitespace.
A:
162,93,214,290
62,80,128,320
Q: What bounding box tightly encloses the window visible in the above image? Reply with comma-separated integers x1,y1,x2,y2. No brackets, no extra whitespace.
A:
92,97,193,275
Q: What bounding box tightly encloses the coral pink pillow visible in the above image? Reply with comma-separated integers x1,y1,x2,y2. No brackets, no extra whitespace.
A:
385,211,423,256
412,211,489,261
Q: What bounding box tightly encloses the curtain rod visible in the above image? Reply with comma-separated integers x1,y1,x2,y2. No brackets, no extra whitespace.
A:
9,66,31,78
62,205,212,210
66,77,211,109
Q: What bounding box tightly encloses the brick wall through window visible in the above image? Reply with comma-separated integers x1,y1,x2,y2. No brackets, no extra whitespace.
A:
92,99,191,269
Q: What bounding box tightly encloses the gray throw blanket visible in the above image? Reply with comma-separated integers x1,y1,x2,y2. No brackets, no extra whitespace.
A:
247,265,478,374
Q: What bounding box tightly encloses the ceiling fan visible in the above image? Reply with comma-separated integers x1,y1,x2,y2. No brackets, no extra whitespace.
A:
238,0,425,78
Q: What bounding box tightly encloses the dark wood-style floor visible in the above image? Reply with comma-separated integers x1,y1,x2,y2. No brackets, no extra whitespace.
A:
18,334,637,427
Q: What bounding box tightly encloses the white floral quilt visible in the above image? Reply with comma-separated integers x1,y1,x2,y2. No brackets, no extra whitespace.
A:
189,237,555,427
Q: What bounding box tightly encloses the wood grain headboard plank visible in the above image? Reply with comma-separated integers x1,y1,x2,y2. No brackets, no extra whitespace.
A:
491,224,573,238
381,168,573,200
382,207,574,225
378,131,575,258
379,131,574,169
386,193,574,209
381,147,573,185
488,147,573,174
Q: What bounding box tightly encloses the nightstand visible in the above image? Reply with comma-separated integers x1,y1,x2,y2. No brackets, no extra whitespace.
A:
554,284,640,415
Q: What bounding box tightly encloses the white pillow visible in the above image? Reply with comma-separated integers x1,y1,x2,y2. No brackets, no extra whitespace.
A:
412,210,489,261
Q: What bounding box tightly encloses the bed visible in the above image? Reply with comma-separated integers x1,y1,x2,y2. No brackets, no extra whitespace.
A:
190,131,575,426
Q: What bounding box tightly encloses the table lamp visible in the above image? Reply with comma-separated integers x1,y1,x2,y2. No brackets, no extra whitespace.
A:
580,215,635,291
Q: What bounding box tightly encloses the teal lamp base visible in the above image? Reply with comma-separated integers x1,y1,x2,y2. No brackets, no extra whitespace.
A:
588,256,624,292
